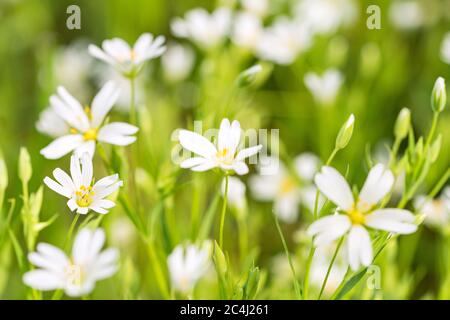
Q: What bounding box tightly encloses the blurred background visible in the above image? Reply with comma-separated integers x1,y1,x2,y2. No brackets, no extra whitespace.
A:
0,0,449,299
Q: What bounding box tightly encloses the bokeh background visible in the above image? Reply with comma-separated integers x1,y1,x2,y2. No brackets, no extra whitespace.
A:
0,0,449,299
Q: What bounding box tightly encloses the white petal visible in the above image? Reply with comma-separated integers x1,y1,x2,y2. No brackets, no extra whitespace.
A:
133,33,152,55
307,214,351,247
232,161,249,175
314,166,354,211
52,168,75,192
67,198,78,211
37,243,69,266
97,122,138,146
93,181,123,199
74,141,96,159
178,129,217,158
347,226,373,271
180,157,208,168
218,119,241,155
236,145,262,161
91,81,120,127
88,44,116,66
274,196,299,223
80,153,93,187
70,154,83,189
56,86,90,130
23,270,64,291
190,161,217,172
358,164,394,210
40,135,83,160
248,174,282,200
293,152,320,182
365,209,417,234
44,177,72,198
93,174,120,189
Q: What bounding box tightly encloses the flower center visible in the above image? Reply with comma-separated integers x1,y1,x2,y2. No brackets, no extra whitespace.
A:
75,185,94,207
84,105,92,120
279,177,296,195
130,49,136,61
348,208,366,225
83,128,98,141
216,148,234,165
65,263,84,287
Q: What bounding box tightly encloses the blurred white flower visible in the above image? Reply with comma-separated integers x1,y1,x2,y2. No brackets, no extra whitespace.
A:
441,32,450,65
414,187,450,229
167,242,211,293
389,1,423,30
221,176,246,210
23,228,119,297
249,153,320,223
40,81,138,159
257,17,312,65
171,7,232,50
304,69,343,106
52,41,92,101
178,118,262,175
162,43,195,82
308,164,417,271
44,153,123,215
242,0,269,17
231,11,264,52
294,0,358,35
310,245,347,295
89,33,166,76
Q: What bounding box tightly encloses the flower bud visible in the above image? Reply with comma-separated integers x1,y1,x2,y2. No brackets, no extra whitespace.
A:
0,153,8,208
237,64,262,87
335,114,355,150
429,134,442,163
394,108,411,140
18,147,32,186
431,77,446,112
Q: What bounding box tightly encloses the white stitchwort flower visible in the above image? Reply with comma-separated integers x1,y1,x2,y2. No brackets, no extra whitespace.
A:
23,228,119,297
221,176,246,210
242,0,269,18
178,119,262,175
414,187,450,229
231,11,264,52
44,153,123,215
257,17,312,65
40,81,138,159
171,7,232,50
440,32,450,65
389,1,424,31
310,245,347,295
167,242,211,293
304,69,344,106
308,164,418,270
89,33,166,76
162,43,195,82
250,154,321,223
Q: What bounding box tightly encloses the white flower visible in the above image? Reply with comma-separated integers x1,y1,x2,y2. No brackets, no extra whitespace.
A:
257,17,312,65
36,107,69,138
89,33,166,76
249,154,320,223
162,43,195,82
221,176,246,210
294,0,358,35
414,187,450,229
167,242,211,293
171,7,232,50
178,118,262,175
304,69,344,105
389,1,423,31
40,81,138,159
231,12,264,52
44,153,123,215
242,0,269,17
441,32,450,65
308,164,418,271
23,228,119,297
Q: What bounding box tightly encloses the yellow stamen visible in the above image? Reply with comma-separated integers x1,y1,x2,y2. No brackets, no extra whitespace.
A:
83,128,98,141
130,49,136,61
279,178,296,195
70,128,78,134
75,185,94,207
348,208,366,225
84,105,92,120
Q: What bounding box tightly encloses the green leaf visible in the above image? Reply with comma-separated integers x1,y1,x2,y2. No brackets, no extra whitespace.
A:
333,268,367,300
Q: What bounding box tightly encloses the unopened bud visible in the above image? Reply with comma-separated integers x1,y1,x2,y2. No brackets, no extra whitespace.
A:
335,114,355,150
394,108,411,140
431,77,446,112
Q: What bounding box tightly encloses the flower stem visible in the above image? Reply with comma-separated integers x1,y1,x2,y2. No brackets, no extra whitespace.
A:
129,77,136,126
64,214,80,250
219,175,229,248
273,213,302,299
318,236,344,300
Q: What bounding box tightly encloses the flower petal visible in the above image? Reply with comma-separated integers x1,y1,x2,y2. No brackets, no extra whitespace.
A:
314,166,354,211
358,164,394,210
80,153,93,187
365,209,417,234
236,145,262,161
232,161,249,175
307,214,351,247
347,226,373,271
178,129,217,158
91,81,120,127
97,122,138,146
40,135,83,160
43,177,72,198
23,270,64,291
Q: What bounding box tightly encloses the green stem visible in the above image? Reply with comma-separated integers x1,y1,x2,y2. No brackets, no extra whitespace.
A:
129,77,136,126
64,214,80,250
273,213,302,299
318,236,344,300
219,175,229,248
